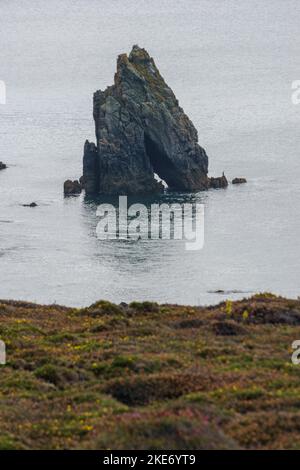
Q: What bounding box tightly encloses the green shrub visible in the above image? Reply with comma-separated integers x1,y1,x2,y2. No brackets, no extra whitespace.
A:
129,301,159,313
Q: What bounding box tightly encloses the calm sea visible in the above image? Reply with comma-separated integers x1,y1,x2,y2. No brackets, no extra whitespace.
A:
0,0,300,306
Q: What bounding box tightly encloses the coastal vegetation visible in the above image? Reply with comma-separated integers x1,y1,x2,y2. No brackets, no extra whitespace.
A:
0,294,300,449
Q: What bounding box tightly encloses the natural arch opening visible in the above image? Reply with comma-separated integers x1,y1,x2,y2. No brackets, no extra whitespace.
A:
154,173,168,188
144,133,180,190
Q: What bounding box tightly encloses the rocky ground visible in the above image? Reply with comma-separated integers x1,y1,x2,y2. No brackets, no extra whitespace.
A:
1,294,300,450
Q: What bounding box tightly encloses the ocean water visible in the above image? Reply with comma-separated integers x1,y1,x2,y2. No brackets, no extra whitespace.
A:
0,0,299,307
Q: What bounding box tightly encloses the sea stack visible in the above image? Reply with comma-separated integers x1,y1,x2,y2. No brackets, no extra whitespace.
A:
81,45,210,195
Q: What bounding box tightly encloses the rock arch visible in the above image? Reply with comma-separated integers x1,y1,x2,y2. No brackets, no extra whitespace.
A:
82,46,210,195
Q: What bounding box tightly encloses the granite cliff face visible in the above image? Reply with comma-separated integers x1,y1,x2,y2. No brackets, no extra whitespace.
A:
81,46,210,195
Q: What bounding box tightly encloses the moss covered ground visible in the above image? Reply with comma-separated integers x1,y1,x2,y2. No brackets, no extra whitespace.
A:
1,294,300,449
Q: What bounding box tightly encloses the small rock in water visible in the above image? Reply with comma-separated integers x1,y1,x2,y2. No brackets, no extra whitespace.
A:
64,179,82,196
22,202,38,207
0,162,7,170
232,177,247,184
208,173,228,189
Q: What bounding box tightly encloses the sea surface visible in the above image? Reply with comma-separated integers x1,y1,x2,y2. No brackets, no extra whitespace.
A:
0,0,300,307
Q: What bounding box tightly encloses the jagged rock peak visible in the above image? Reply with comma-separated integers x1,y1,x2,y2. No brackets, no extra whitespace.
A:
82,45,210,195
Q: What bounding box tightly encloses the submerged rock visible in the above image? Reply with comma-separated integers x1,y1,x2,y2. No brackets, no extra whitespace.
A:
22,202,38,208
0,162,7,170
81,45,210,195
232,177,247,185
64,179,82,196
